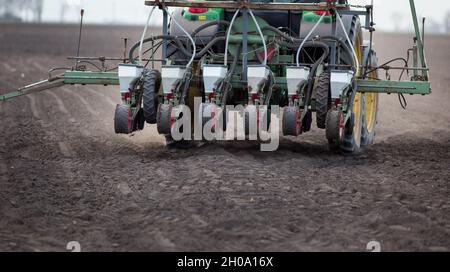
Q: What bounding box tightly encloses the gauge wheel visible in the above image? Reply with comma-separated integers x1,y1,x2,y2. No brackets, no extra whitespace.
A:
157,103,172,135
143,69,161,124
326,109,344,151
282,106,301,136
315,72,331,129
114,104,132,134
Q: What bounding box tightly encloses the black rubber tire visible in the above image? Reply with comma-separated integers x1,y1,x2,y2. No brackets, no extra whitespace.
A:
339,20,364,153
361,52,379,146
114,104,132,134
302,110,312,133
157,103,172,135
143,69,161,124
326,110,342,151
315,72,331,129
282,106,301,136
135,108,145,131
361,93,378,146
244,105,258,138
341,110,362,153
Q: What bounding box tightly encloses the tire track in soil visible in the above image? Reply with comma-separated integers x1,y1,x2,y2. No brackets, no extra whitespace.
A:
0,35,149,249
29,62,89,154
45,91,69,114
22,59,77,159
60,87,98,117
2,62,17,73
48,84,146,156
35,84,150,225
19,59,79,160
31,61,50,73
25,95,41,119
1,63,135,250
84,87,119,108
0,91,73,251
55,85,131,153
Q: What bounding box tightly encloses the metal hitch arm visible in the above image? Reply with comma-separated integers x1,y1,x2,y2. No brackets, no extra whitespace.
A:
1,71,119,102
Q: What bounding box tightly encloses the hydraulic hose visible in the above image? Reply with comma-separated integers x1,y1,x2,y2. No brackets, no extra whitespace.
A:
130,35,227,63
279,40,329,51
260,26,356,69
176,37,227,59
336,11,360,76
262,25,301,43
224,9,241,66
222,45,242,107
129,35,188,62
281,36,355,68
191,20,231,37
164,7,196,68
320,36,355,67
296,12,327,66
139,4,157,65
248,9,268,66
227,45,241,81
304,45,330,107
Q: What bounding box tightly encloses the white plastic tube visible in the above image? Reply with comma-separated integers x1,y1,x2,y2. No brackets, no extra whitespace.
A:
165,7,197,68
295,12,327,67
336,11,360,76
248,9,268,66
224,9,241,66
139,5,157,65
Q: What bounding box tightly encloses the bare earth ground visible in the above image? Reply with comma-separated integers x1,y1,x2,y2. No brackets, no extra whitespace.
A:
0,24,449,252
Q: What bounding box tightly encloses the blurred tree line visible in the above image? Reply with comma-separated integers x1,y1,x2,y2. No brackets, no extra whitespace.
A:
0,0,43,22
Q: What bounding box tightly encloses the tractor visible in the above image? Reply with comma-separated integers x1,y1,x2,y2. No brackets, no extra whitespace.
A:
0,0,431,152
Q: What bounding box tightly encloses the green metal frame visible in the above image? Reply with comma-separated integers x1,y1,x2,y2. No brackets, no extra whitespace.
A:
354,0,430,96
0,71,119,102
409,0,428,80
357,79,431,95
225,78,431,96
0,79,64,101
63,71,119,85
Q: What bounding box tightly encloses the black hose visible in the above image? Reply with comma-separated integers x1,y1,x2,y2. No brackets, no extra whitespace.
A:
128,35,189,62
280,36,355,69
172,36,227,60
180,71,192,105
143,41,164,68
363,57,408,77
264,73,275,105
262,25,302,42
131,35,228,62
76,61,103,71
222,45,242,106
319,36,355,67
279,41,330,65
194,37,226,58
303,43,330,108
191,20,231,37
260,27,354,66
129,21,231,63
